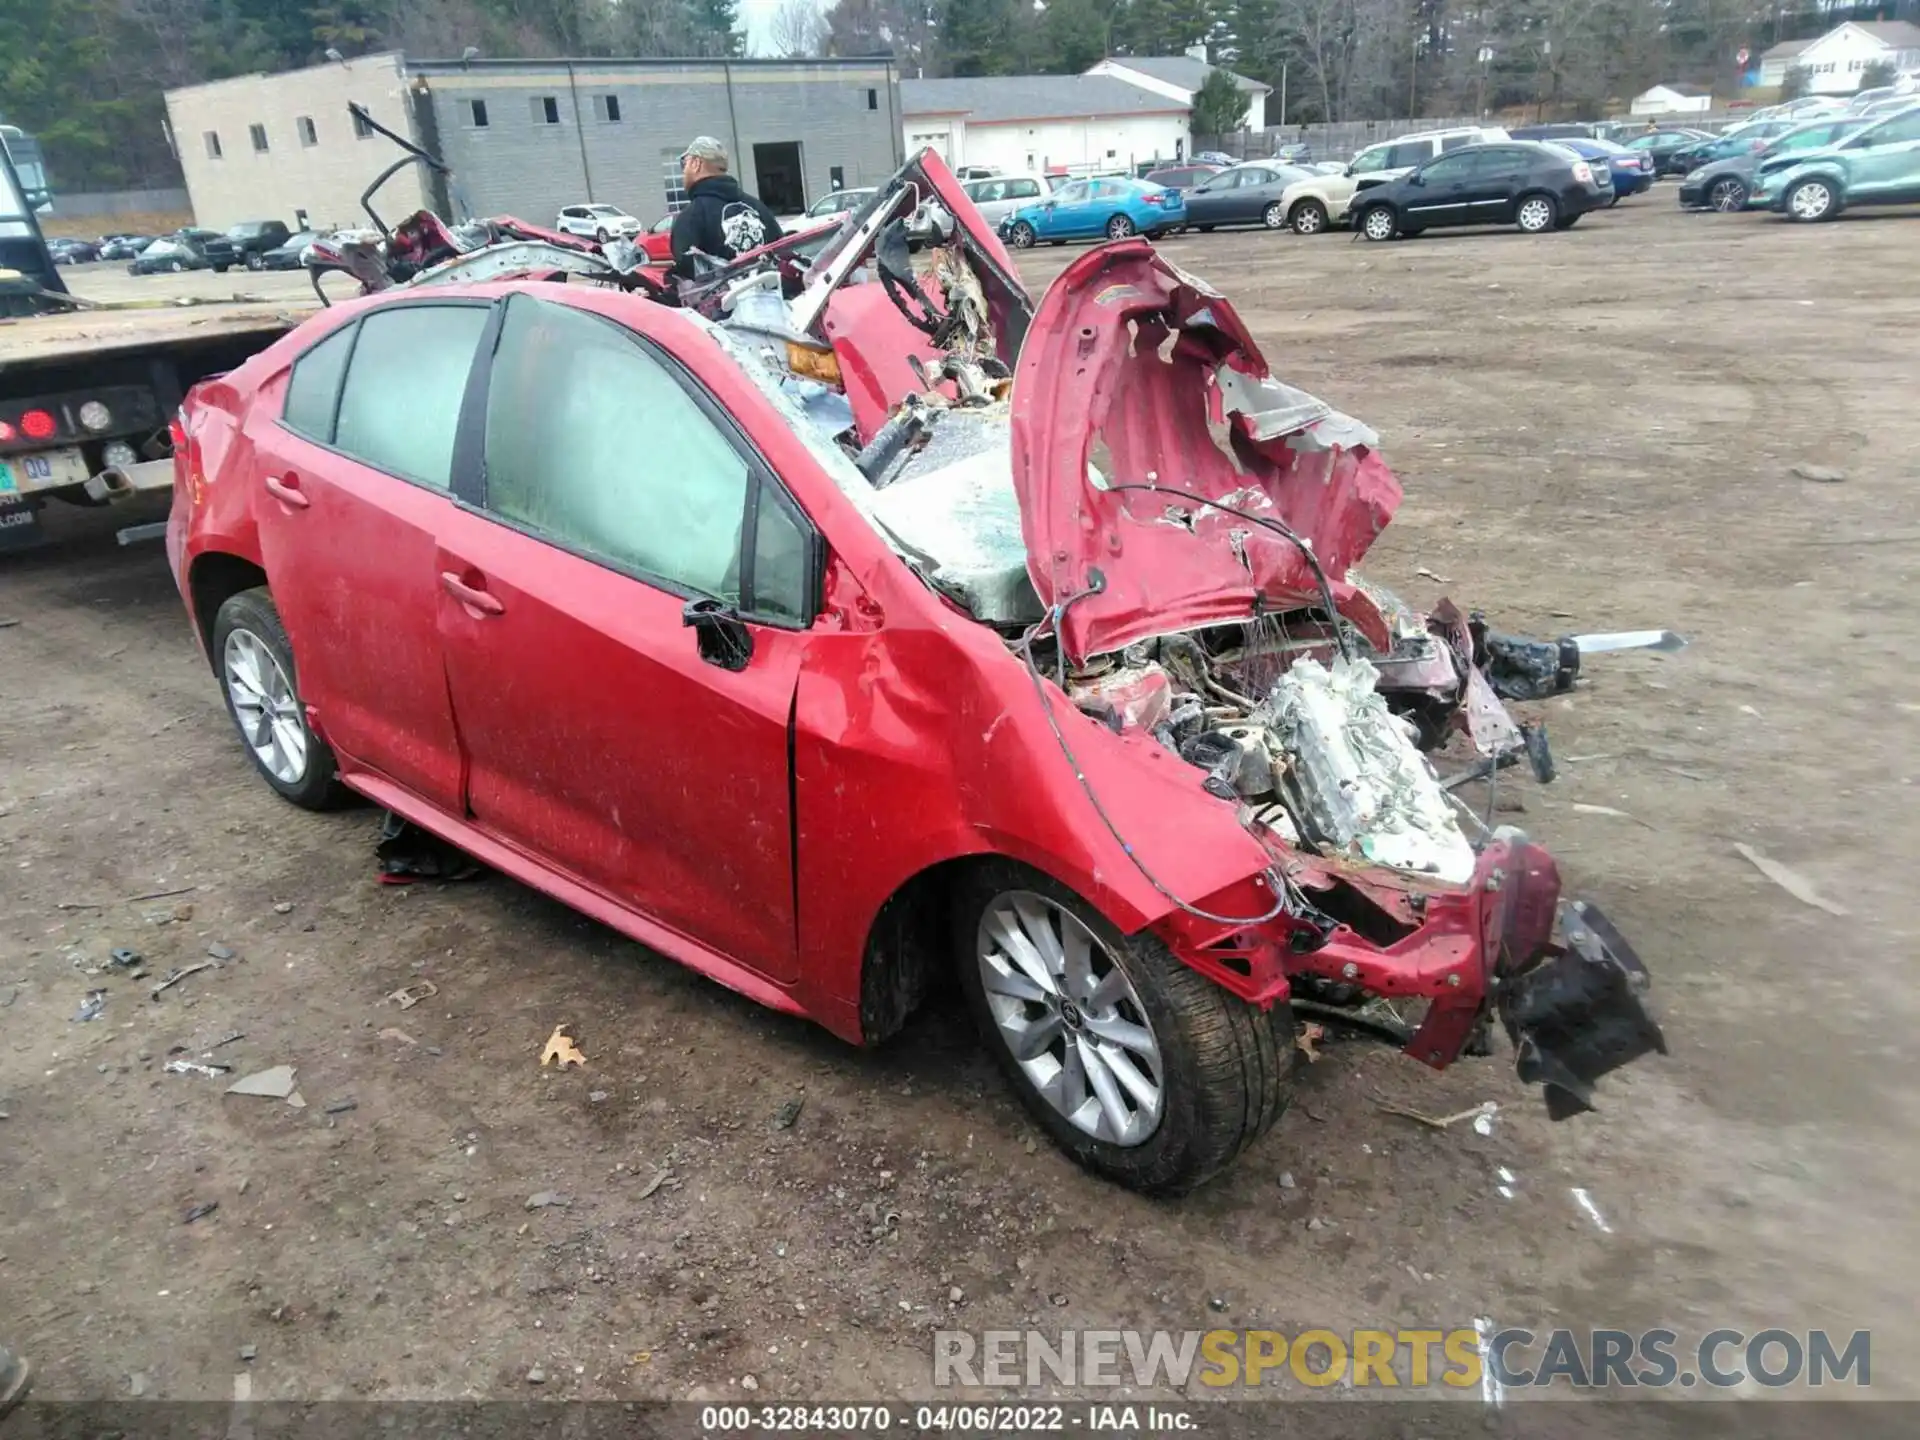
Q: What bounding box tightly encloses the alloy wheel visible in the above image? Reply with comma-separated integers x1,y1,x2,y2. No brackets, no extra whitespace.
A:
223,627,308,785
1262,201,1285,229
1362,207,1395,241
1710,179,1747,212
1291,201,1326,235
976,892,1164,1147
1008,221,1036,249
1518,197,1555,232
1106,215,1136,239
1789,180,1833,221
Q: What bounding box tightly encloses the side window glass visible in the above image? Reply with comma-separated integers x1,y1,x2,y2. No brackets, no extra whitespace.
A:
281,322,356,442
751,489,808,622
1440,134,1473,152
1010,179,1038,199
1350,147,1388,174
483,295,757,607
332,306,487,488
1872,112,1920,144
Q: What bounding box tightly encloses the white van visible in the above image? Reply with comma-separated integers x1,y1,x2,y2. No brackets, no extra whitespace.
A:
1278,126,1511,234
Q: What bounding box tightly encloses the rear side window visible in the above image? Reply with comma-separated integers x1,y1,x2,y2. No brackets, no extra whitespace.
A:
1385,141,1432,168
332,305,489,489
480,294,808,619
1007,179,1040,199
281,323,356,442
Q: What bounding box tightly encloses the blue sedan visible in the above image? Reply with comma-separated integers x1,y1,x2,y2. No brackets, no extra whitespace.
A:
1555,138,1654,200
1000,176,1186,248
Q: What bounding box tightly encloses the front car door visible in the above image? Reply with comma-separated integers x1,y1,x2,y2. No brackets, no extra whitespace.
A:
1398,150,1479,227
1035,180,1086,237
244,302,489,810
1182,168,1240,223
1843,109,1920,202
434,291,815,983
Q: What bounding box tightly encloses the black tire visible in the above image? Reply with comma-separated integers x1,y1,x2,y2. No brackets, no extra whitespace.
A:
1708,177,1747,212
1289,198,1328,235
1106,213,1137,239
1007,220,1037,249
1261,201,1286,229
213,264,230,273
1516,193,1559,233
245,252,264,271
954,862,1293,1196
211,588,346,811
1196,223,1215,232
1359,204,1397,242
1785,177,1837,222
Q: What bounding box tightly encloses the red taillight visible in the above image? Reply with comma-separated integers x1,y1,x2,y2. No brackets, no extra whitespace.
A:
0,421,13,442
19,409,56,441
1143,192,1164,206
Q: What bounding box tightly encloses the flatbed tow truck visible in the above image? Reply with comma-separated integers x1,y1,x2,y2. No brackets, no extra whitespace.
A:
0,142,307,549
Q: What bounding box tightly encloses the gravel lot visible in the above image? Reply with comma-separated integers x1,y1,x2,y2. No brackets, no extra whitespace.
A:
4,198,1917,1416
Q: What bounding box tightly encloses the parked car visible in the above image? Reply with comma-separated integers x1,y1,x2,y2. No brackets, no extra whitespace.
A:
1750,104,1920,221
1554,137,1654,199
1678,115,1871,211
1182,162,1317,231
639,214,677,263
1193,149,1238,166
911,174,1052,242
173,227,238,272
220,219,294,270
47,237,100,265
1509,123,1596,141
128,236,212,275
1859,96,1920,118
781,188,876,230
1273,142,1314,163
1349,141,1611,241
1142,163,1221,191
1671,121,1798,174
1000,176,1185,247
1277,126,1511,235
555,204,643,242
98,235,154,261
1624,128,1714,175
259,230,326,270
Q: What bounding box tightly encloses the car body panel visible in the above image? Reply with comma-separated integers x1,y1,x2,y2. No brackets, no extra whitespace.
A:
1354,143,1609,236
1554,138,1653,196
556,204,642,238
1750,107,1920,212
1003,176,1184,240
1183,163,1316,226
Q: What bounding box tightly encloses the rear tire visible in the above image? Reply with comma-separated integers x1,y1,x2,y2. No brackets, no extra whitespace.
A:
1516,193,1559,233
1106,214,1137,239
212,588,346,811
1289,198,1328,235
955,863,1293,1196
1196,224,1215,232
1261,201,1286,229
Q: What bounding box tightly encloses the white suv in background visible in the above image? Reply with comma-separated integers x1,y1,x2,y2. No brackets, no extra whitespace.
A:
1279,126,1510,234
554,204,643,241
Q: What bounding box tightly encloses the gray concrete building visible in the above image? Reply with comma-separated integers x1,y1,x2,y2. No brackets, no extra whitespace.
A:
166,52,903,232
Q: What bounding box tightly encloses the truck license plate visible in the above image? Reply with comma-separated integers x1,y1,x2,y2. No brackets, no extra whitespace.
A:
0,446,89,494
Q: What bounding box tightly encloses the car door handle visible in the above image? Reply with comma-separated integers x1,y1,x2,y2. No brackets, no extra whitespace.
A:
263,473,310,509
440,571,505,617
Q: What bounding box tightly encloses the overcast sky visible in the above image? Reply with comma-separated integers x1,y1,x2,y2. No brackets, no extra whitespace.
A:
737,0,826,57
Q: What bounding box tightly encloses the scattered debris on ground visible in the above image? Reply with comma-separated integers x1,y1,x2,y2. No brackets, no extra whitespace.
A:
226,1066,297,1100
1733,842,1848,916
540,1026,586,1070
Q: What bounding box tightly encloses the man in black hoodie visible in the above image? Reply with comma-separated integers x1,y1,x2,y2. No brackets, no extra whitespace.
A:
669,136,783,280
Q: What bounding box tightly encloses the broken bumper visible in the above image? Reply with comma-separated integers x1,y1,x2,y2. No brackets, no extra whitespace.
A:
1159,836,1663,1115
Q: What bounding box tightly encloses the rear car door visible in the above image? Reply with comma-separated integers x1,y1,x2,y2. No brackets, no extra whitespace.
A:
244,301,489,810
990,177,1042,224
1468,147,1530,222
434,291,814,984
1399,151,1478,226
1845,110,1920,201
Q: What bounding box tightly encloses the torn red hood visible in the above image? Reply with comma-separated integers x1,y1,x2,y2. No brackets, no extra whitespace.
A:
1009,241,1403,663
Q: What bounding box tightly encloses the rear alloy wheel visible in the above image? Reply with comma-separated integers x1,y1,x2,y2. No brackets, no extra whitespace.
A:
1709,177,1748,212
213,588,344,810
1106,214,1137,239
1289,198,1328,235
168,259,185,273
1786,178,1836,222
1517,194,1559,233
245,252,264,271
1007,220,1037,249
957,866,1293,1195
1360,205,1397,241
1262,201,1286,229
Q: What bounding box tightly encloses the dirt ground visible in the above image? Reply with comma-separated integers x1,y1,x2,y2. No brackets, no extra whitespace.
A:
4,198,1917,1417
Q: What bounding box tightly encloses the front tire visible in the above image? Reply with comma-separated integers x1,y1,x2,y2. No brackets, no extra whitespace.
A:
1360,204,1397,241
955,864,1292,1195
212,589,345,810
1289,198,1328,235
1007,220,1036,249
1516,194,1559,233
1786,177,1836,222
1708,177,1747,212
1106,214,1137,239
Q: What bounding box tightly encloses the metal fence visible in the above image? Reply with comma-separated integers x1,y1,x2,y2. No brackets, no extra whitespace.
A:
48,187,192,219
1199,111,1755,162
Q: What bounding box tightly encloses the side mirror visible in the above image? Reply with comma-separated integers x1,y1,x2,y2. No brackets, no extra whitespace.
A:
1407,173,1425,187
683,598,753,671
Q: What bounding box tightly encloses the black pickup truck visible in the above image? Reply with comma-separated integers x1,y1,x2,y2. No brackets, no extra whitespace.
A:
201,219,293,272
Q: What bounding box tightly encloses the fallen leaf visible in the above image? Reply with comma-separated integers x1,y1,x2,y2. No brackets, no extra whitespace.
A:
1733,843,1848,917
541,1024,586,1069
1295,1022,1325,1062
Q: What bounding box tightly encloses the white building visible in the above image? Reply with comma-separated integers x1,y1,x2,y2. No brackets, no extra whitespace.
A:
1630,83,1715,116
1759,21,1920,93
900,76,1191,178
1086,51,1271,131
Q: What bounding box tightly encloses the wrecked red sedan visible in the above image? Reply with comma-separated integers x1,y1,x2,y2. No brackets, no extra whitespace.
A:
168,151,1661,1194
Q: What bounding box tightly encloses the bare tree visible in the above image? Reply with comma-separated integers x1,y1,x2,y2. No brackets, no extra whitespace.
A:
771,0,826,55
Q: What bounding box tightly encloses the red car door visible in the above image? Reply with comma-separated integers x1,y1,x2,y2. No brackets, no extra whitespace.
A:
434,292,815,984
246,301,492,810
